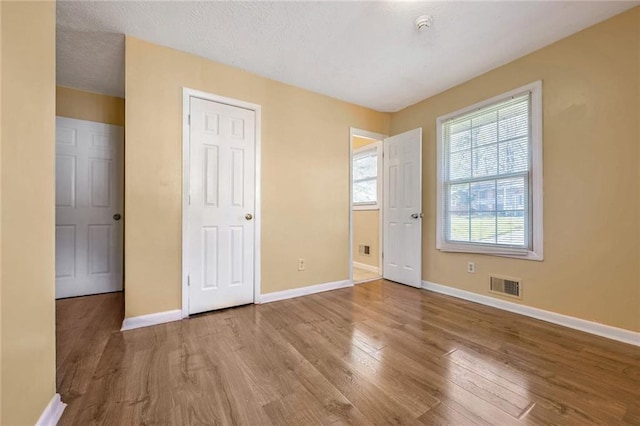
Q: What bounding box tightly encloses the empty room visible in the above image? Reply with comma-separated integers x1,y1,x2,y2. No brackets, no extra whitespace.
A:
1,1,639,425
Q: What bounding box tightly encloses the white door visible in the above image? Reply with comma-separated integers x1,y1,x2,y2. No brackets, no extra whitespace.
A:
383,128,423,288
187,97,256,315
55,117,124,299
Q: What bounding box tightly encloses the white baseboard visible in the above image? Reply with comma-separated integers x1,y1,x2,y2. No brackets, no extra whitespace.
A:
422,281,640,347
260,279,353,304
121,309,182,331
353,262,380,274
123,280,352,327
36,393,66,426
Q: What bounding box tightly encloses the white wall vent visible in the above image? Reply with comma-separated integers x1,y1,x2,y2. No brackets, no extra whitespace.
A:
490,275,522,299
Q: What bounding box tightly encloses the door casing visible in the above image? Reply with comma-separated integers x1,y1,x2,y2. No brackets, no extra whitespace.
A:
181,88,262,318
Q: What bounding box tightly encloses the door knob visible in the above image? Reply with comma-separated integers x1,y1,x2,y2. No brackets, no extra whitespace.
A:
113,214,122,221
245,213,253,221
411,213,423,219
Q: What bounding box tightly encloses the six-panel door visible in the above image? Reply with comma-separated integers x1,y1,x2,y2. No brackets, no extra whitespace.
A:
188,97,256,314
55,117,124,299
383,128,423,288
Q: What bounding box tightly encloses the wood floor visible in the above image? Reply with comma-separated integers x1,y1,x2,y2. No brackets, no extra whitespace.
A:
56,291,124,416
353,266,381,283
56,281,640,425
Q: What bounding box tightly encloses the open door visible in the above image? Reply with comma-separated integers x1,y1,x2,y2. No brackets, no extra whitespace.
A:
383,128,423,288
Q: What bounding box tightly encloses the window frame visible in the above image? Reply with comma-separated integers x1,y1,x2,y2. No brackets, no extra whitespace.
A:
352,142,382,211
436,81,544,261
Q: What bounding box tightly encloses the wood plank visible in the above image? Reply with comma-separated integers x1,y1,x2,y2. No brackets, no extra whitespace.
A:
56,281,639,425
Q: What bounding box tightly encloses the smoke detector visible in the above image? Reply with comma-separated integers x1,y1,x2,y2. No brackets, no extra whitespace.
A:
415,15,433,31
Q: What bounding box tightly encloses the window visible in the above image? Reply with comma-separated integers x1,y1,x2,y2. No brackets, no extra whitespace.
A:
436,81,543,260
353,143,381,209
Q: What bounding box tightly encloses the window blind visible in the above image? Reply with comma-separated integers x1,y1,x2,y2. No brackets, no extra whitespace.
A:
443,93,531,249
353,149,378,204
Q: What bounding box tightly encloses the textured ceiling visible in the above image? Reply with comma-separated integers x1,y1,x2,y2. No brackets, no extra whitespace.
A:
56,1,637,112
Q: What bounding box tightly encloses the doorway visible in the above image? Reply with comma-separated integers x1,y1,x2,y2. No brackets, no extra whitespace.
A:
182,89,261,316
350,127,424,287
350,128,386,283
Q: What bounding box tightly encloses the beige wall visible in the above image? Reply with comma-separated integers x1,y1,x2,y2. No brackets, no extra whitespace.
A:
637,9,640,310
125,37,390,317
0,1,3,419
390,8,640,332
56,86,125,126
353,210,379,268
125,9,638,332
352,137,380,268
1,1,57,424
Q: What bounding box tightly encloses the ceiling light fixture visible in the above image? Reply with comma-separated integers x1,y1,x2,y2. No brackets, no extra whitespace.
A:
415,15,433,31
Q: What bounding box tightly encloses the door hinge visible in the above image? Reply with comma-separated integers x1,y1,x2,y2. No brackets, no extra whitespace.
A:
187,114,191,125
187,275,191,286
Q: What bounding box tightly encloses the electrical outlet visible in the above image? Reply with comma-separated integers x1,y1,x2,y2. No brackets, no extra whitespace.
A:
298,258,305,271
467,261,475,273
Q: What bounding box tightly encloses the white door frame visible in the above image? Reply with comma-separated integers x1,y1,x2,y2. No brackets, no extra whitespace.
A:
182,87,262,318
349,127,387,283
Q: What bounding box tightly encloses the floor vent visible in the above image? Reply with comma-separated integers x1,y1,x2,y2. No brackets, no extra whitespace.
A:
490,276,522,299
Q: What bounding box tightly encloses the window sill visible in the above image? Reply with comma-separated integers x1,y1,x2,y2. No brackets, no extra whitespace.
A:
354,204,379,211
437,243,543,261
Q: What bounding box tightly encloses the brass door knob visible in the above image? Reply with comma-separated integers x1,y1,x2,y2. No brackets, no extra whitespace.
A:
245,213,253,221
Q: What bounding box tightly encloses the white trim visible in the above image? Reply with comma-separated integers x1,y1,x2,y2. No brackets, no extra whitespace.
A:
353,144,381,155
36,393,66,426
182,91,190,318
56,115,121,132
353,262,380,274
353,204,379,211
350,128,388,141
422,280,640,347
349,128,387,284
436,81,543,261
254,104,262,305
259,280,353,304
121,309,182,331
181,88,262,318
530,81,544,260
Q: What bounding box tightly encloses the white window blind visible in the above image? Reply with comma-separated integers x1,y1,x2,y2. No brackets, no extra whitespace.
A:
441,89,537,253
353,148,378,205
